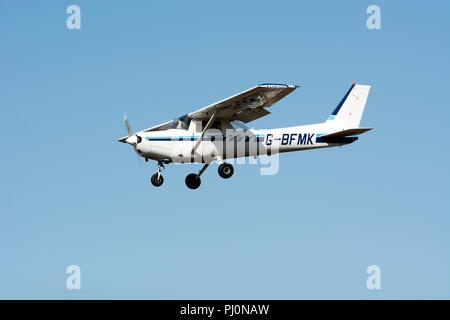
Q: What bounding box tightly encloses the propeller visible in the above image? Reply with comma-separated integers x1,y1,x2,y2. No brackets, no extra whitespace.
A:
123,114,133,136
122,114,143,166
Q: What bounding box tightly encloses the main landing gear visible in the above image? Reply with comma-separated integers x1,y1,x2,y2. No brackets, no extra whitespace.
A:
184,162,234,189
151,161,165,187
218,163,234,179
185,163,209,190
185,173,201,189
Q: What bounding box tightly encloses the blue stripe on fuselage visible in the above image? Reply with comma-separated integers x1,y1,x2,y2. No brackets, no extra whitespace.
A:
146,134,265,142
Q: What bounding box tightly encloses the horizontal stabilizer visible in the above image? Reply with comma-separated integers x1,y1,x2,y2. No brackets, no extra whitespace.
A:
320,128,372,139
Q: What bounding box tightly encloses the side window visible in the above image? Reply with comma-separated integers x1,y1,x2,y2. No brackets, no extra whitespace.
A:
181,117,190,130
210,121,220,129
201,120,220,129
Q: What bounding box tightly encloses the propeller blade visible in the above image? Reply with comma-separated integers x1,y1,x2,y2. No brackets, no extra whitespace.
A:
122,114,142,167
123,114,133,136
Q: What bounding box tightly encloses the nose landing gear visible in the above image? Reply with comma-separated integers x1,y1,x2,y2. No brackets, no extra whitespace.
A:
151,162,165,187
151,173,164,187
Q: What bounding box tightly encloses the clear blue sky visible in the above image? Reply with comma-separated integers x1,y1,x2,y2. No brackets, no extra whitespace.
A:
1,0,449,299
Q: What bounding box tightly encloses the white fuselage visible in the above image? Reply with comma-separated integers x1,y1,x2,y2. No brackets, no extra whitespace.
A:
134,122,357,164
118,83,371,189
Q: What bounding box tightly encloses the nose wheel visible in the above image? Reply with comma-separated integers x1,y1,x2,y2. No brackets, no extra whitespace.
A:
151,173,164,187
151,162,165,187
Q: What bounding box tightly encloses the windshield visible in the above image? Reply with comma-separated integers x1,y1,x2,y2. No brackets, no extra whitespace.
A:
168,115,190,130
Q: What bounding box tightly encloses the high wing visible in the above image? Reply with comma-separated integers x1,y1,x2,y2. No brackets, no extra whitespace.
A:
126,83,298,138
187,83,298,123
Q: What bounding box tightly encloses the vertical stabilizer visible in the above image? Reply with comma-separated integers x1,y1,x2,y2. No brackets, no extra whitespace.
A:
325,83,371,129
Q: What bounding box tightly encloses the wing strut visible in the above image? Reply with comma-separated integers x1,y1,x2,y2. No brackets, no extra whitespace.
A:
192,110,217,151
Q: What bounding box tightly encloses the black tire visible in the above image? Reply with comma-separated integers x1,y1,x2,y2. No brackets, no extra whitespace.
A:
185,173,201,189
218,163,234,179
151,173,164,187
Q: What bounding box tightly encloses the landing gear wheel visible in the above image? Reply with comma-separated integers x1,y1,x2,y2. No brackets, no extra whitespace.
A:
151,173,164,187
185,173,201,189
218,163,234,179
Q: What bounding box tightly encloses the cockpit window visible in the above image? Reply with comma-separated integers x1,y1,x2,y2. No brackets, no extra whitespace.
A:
169,115,191,130
201,120,221,130
168,119,178,129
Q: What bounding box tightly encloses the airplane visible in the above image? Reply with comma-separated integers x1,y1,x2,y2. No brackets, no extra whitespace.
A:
118,82,372,189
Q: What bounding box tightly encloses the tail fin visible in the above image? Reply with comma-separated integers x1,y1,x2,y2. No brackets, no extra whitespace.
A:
325,82,371,129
